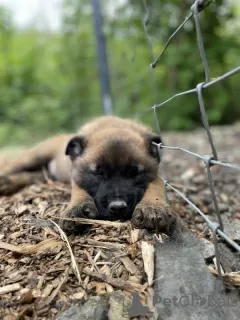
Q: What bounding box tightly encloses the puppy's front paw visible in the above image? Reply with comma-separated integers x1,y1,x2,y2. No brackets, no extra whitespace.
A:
68,200,98,220
60,199,98,233
132,201,182,235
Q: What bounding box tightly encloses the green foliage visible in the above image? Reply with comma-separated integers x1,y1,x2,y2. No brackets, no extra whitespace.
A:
0,0,239,146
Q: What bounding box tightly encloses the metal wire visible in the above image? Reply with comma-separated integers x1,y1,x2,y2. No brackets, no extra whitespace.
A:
141,0,240,281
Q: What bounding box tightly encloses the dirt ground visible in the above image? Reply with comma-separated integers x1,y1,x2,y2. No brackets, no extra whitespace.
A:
0,124,239,319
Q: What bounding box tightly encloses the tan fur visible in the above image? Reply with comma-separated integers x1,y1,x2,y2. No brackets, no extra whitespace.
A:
1,116,156,180
1,134,73,182
0,116,187,235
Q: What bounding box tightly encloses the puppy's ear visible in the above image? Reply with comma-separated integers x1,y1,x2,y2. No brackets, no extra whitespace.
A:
147,135,162,162
65,136,87,160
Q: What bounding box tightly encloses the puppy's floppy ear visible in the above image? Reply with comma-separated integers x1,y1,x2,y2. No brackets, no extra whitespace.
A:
147,134,162,162
65,136,87,160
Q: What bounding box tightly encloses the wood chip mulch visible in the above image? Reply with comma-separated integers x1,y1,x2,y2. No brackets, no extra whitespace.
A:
0,181,164,319
0,125,240,319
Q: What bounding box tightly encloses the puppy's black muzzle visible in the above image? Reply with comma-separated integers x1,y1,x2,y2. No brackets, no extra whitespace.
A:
91,175,147,221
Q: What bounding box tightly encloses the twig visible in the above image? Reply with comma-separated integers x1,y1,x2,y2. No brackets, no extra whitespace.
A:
86,239,127,251
85,250,100,272
52,215,131,228
49,219,82,285
45,268,69,305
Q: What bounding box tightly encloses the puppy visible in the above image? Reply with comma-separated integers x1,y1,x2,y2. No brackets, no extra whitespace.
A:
0,116,187,235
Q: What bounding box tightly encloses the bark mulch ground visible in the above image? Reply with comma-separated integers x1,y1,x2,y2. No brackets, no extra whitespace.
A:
0,124,239,319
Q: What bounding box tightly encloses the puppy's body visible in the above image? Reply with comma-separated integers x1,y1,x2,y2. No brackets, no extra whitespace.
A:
0,116,187,234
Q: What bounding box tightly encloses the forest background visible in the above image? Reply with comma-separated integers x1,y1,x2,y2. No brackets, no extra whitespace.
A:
0,0,239,146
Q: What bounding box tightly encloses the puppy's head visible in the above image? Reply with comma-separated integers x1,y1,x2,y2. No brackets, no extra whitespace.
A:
65,128,162,221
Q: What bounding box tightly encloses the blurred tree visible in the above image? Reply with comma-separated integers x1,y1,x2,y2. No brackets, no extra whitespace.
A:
0,0,239,145
58,0,102,130
105,0,240,130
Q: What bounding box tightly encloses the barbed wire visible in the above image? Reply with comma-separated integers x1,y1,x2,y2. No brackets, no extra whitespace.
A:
140,0,240,282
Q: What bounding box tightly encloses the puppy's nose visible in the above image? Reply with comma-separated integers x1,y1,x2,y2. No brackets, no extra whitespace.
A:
108,200,127,213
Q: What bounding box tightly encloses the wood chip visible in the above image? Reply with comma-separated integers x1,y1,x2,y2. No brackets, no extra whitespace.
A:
70,290,85,300
208,267,240,286
106,284,114,293
86,239,127,251
99,264,111,276
45,269,69,305
83,269,146,293
128,275,142,284
3,315,17,320
141,241,155,286
41,284,55,299
0,283,21,295
0,239,64,254
120,256,140,275
130,229,140,243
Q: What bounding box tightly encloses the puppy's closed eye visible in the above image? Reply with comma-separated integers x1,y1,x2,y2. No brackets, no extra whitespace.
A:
125,166,138,178
124,164,144,178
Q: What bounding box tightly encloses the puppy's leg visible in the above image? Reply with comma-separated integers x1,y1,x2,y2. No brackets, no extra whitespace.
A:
0,135,72,195
1,134,71,176
60,180,98,232
132,177,188,235
0,171,45,195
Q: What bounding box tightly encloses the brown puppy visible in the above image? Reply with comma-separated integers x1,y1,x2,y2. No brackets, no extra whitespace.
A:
0,116,186,234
